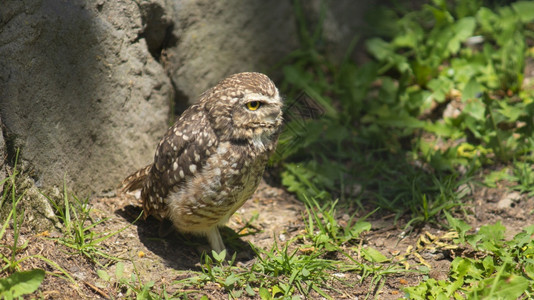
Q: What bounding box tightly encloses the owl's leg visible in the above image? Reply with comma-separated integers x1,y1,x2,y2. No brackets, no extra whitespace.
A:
206,227,225,253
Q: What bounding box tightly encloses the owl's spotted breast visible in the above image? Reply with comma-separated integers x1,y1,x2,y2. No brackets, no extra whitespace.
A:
166,140,272,232
121,72,283,253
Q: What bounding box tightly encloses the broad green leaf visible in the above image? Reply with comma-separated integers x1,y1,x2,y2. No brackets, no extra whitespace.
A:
468,222,506,251
444,211,471,243
258,287,271,300
366,38,410,73
462,78,482,101
212,249,226,262
512,1,534,23
521,224,534,236
488,274,529,299
392,22,423,49
424,121,461,138
482,256,495,273
115,262,124,279
447,17,476,55
451,257,484,281
224,274,238,287
347,221,371,239
362,247,390,263
463,98,485,121
366,38,393,61
476,7,498,33
428,76,454,102
497,101,524,122
0,269,45,298
525,263,534,280
271,285,284,298
245,284,255,296
96,269,111,282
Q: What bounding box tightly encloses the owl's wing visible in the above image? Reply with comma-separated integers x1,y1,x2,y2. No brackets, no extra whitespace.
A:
141,104,218,218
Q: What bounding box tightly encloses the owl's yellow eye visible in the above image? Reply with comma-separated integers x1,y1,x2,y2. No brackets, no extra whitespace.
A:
246,101,261,111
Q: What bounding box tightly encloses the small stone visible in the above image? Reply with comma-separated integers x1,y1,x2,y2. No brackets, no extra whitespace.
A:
497,192,521,209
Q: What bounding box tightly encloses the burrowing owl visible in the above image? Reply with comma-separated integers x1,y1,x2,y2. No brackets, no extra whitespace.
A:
121,72,283,253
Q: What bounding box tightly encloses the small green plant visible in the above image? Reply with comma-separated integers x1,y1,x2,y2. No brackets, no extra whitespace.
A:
46,183,138,266
484,162,534,196
0,152,28,273
405,219,534,299
97,261,163,299
342,247,408,300
250,241,336,299
0,151,76,294
198,250,256,299
195,245,337,299
301,195,371,251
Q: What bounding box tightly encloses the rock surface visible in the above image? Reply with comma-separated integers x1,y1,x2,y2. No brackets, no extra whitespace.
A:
0,0,172,195
163,0,298,106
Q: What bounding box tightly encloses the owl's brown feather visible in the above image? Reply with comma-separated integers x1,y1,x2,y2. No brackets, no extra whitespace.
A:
120,72,283,253
140,104,219,219
120,164,151,195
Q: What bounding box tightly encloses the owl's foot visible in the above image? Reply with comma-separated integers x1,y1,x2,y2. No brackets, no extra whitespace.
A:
206,227,226,254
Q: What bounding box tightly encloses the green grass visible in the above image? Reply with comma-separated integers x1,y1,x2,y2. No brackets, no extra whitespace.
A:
0,167,26,274
0,152,74,298
45,182,138,266
0,153,138,298
301,195,372,252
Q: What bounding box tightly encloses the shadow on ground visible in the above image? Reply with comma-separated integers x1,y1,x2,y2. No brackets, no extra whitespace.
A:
114,204,256,270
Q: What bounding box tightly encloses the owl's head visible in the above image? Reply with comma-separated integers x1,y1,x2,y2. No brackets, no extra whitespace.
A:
202,72,283,148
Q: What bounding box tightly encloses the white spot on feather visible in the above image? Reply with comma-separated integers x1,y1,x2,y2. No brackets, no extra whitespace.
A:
189,164,197,173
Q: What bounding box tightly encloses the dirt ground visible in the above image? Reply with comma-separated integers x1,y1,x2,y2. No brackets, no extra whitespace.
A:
2,177,533,299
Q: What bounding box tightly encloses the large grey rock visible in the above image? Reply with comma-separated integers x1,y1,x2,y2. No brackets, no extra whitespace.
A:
164,0,299,105
0,0,172,196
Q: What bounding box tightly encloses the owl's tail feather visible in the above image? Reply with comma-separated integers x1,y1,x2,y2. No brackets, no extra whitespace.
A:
119,165,152,194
